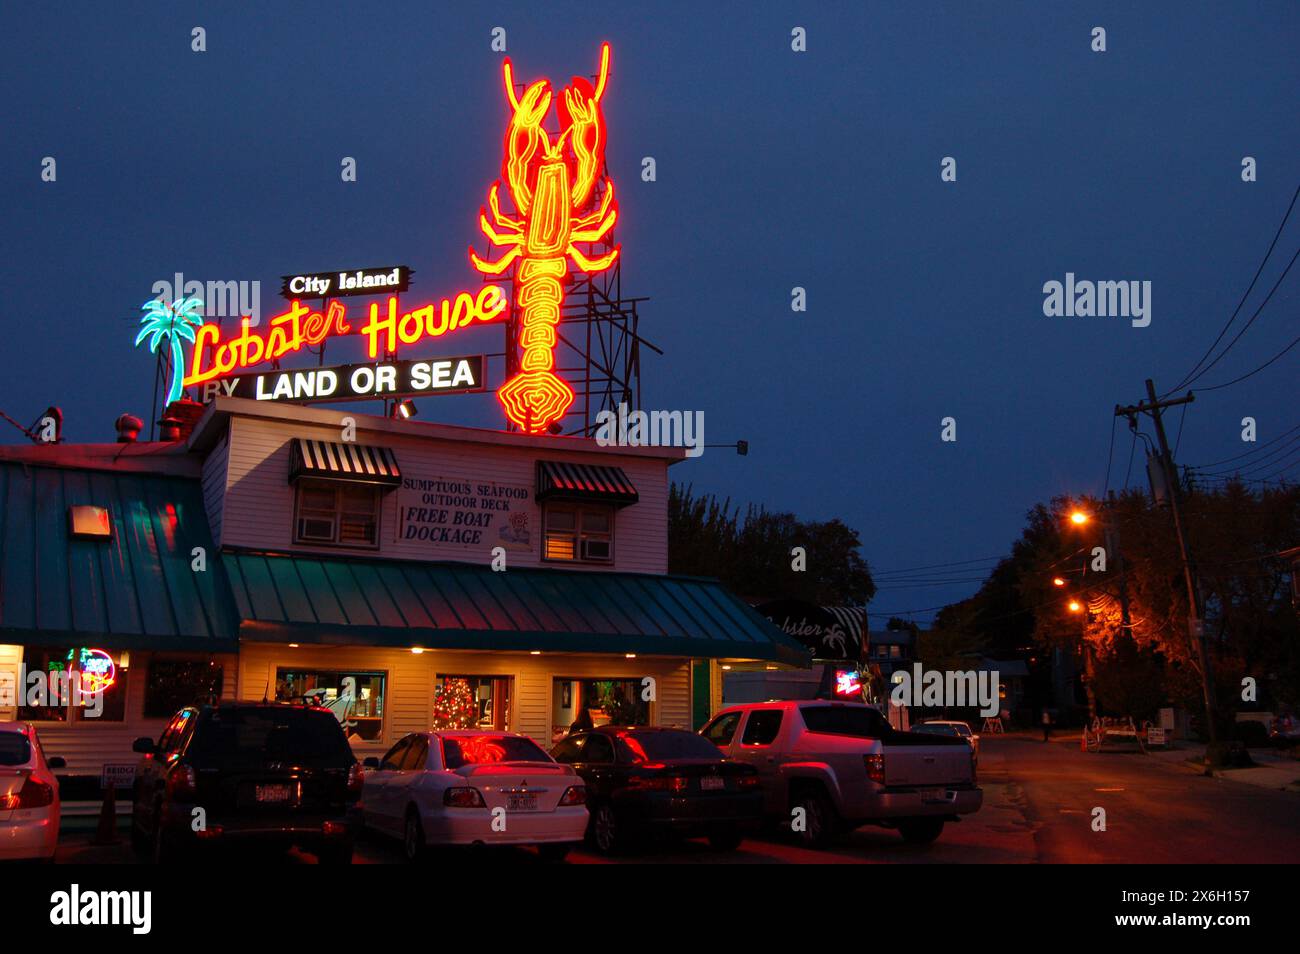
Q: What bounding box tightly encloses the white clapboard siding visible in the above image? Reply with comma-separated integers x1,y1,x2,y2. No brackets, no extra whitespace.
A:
201,432,229,543
237,644,691,755
0,649,239,776
217,415,669,574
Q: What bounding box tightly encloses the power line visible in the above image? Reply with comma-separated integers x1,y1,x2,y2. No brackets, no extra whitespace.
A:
1181,242,1300,390
1190,421,1300,468
1200,431,1300,476
1168,182,1300,393
1198,326,1300,392
870,555,1004,577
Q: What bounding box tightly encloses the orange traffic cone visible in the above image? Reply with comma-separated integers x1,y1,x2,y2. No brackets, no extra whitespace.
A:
92,783,121,846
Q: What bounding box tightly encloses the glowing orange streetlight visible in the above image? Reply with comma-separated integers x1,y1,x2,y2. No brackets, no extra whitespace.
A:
1053,577,1067,587
1068,599,1083,613
1069,510,1089,525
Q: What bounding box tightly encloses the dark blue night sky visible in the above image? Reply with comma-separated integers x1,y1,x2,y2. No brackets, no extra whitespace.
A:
2,2,1297,623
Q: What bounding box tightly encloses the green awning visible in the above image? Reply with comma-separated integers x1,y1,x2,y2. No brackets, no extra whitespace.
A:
225,551,809,666
0,462,240,651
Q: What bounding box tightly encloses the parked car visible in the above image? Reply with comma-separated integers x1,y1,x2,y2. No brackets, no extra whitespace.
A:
361,730,587,862
0,722,65,862
911,720,980,760
131,702,362,863
551,725,762,855
701,700,981,848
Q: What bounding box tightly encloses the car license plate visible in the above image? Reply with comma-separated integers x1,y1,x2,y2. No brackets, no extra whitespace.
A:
255,783,292,803
507,793,538,812
919,788,949,803
700,776,725,791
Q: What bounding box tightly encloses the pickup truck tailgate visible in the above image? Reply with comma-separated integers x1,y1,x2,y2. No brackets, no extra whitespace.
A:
882,739,972,787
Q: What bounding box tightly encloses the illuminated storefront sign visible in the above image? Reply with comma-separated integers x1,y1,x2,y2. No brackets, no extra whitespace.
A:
197,355,486,403
472,43,620,433
280,265,413,299
183,288,505,388
144,46,627,436
68,648,116,694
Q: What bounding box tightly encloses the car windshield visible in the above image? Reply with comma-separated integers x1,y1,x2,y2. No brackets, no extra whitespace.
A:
442,735,552,768
916,724,959,735
799,705,891,738
613,731,723,763
0,733,31,766
191,707,351,761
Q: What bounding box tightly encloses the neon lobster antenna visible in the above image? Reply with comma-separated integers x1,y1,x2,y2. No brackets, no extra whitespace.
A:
503,58,519,111
594,43,610,101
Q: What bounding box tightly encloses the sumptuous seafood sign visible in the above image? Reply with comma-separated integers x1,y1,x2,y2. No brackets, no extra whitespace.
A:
140,43,622,434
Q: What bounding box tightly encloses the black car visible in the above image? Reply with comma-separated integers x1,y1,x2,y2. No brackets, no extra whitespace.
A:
130,702,362,863
551,726,762,854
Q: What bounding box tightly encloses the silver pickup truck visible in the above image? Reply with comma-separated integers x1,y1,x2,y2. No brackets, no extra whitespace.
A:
701,700,981,848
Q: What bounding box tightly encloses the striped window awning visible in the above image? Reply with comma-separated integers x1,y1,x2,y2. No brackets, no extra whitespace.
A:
536,460,639,507
289,439,402,488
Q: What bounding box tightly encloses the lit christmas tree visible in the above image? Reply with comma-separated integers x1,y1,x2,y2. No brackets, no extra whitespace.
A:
433,678,478,729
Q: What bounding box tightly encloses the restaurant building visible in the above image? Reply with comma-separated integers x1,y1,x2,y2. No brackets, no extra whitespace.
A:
0,397,807,797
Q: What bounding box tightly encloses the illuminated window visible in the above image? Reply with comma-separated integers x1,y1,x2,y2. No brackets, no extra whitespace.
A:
552,678,648,732
543,503,613,563
293,480,380,548
17,646,127,722
433,675,513,731
275,669,386,742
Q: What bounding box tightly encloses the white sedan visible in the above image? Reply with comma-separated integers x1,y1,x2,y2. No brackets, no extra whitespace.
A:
361,731,587,862
0,722,65,862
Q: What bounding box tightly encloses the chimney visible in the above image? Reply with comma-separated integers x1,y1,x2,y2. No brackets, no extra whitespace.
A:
115,414,143,443
158,398,205,443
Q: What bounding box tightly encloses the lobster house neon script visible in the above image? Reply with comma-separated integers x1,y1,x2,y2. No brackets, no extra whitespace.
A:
183,286,507,388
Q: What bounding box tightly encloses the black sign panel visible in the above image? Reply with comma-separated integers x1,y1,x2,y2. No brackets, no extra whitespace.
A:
755,600,864,661
195,356,485,404
280,266,413,299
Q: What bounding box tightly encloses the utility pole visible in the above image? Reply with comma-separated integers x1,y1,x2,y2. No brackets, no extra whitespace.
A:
1115,379,1219,748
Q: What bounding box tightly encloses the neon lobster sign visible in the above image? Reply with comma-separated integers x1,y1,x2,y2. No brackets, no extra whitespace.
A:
472,43,620,433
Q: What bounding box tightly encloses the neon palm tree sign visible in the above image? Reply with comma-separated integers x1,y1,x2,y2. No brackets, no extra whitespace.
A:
135,297,204,405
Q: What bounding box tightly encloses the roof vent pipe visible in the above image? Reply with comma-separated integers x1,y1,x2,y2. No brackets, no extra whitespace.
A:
115,414,143,443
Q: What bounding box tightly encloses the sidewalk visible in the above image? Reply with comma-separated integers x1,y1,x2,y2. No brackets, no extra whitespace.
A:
987,730,1300,793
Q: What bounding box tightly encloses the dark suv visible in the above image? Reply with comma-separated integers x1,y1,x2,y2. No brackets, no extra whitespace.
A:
131,702,362,863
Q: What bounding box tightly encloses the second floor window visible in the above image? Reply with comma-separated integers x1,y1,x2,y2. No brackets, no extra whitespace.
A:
294,480,381,548
543,503,613,563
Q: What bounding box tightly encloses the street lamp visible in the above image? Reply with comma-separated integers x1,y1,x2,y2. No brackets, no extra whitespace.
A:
1068,600,1082,613
1069,510,1089,525
1053,577,1067,587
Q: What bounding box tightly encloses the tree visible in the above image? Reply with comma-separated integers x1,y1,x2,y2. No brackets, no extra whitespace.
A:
668,483,875,605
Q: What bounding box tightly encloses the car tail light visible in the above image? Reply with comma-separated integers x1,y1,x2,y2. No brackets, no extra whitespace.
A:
627,774,688,792
864,754,886,784
558,785,586,806
322,820,348,836
735,773,760,790
444,787,486,808
346,763,364,799
3,773,55,810
166,764,198,801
